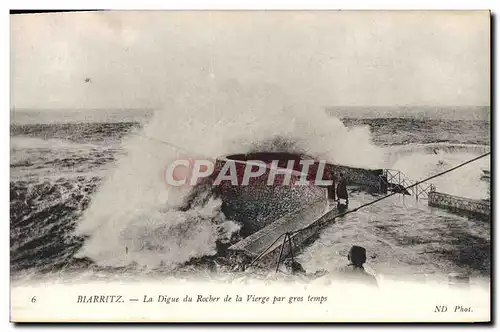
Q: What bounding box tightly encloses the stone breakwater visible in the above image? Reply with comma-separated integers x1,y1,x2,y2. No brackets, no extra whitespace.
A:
213,153,387,237
213,154,328,237
428,191,490,221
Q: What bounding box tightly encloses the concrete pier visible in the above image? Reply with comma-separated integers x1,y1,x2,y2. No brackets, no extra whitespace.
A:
213,152,387,238
428,191,490,221
219,155,388,268
228,200,342,268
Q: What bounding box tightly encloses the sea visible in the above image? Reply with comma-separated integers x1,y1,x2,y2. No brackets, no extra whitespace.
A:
10,106,491,283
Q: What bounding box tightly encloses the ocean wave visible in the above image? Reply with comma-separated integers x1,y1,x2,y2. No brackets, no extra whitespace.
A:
386,142,490,155
10,176,101,273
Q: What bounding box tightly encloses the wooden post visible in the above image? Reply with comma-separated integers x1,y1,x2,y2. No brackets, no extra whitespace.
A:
287,234,294,263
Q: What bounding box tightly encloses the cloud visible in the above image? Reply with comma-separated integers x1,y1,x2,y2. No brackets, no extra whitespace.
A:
10,11,490,109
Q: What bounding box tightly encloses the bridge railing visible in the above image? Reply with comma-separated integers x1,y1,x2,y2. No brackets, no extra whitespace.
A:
380,169,436,200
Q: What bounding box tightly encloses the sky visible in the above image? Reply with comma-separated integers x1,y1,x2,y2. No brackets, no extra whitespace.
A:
10,10,490,110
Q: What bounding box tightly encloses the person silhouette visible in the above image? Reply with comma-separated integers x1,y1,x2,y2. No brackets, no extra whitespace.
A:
336,173,349,209
340,245,378,287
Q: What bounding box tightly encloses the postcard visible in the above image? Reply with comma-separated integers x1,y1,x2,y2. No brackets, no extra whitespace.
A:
10,10,491,323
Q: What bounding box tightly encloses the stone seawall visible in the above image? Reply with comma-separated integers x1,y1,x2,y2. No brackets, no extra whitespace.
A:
249,204,340,269
213,152,387,265
213,156,328,237
228,200,330,266
428,191,490,221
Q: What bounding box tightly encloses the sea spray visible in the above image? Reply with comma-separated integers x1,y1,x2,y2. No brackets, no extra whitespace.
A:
74,80,386,268
388,148,490,200
79,196,236,268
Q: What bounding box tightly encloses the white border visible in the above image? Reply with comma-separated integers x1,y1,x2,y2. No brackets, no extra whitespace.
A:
3,1,498,330
3,0,499,10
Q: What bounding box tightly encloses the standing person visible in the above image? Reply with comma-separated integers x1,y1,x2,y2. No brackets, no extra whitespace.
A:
341,245,378,287
336,172,349,209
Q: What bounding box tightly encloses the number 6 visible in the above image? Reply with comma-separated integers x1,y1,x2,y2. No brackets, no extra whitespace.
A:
31,296,37,303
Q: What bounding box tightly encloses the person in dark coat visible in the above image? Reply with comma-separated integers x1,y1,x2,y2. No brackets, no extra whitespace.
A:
336,173,349,209
340,245,378,287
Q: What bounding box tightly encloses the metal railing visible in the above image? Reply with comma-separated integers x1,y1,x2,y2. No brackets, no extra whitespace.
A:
381,169,436,200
